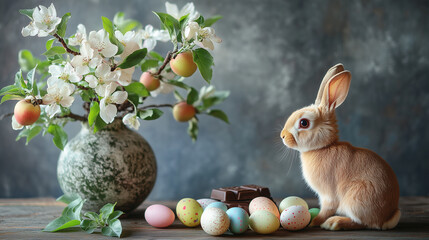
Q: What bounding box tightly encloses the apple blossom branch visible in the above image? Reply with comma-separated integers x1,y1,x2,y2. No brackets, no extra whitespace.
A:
53,33,79,56
138,104,173,110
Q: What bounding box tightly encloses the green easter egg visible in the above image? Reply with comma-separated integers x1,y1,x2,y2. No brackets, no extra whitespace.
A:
308,208,320,221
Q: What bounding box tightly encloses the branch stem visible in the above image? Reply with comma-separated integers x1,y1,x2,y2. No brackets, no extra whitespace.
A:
53,33,79,56
58,112,87,122
138,104,173,110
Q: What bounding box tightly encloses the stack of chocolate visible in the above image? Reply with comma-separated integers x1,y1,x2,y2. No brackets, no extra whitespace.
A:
210,185,274,214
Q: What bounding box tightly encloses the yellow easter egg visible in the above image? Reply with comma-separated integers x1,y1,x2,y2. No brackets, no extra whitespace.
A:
279,196,308,213
249,210,280,234
176,198,203,227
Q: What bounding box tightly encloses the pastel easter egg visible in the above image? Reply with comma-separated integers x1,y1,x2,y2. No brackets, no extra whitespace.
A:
249,210,280,234
144,204,175,228
279,196,308,213
249,197,279,218
176,198,203,227
280,205,311,231
205,202,228,212
201,207,230,236
308,208,320,221
197,198,218,210
226,207,250,234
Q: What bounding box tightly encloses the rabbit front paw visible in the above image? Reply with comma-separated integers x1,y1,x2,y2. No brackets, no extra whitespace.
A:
309,216,327,227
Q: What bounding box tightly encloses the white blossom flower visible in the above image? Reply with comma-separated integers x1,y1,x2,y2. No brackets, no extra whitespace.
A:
99,82,128,123
71,40,102,76
42,83,75,118
113,67,134,87
123,113,140,130
115,30,141,59
88,29,118,58
137,25,169,52
84,63,121,94
11,115,24,130
184,22,222,50
165,2,199,21
68,24,87,46
22,3,61,37
21,21,38,37
47,62,81,86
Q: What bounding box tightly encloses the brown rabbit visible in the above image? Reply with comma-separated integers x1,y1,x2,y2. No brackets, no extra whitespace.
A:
280,64,400,230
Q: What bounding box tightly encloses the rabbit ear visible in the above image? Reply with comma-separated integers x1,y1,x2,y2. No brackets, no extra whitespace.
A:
319,71,351,110
315,64,344,105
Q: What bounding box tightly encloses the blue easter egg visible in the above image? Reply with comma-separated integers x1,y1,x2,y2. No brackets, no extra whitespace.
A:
226,207,250,234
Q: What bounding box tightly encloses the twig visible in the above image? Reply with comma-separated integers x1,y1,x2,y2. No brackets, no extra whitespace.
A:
138,104,173,110
53,33,79,56
156,50,177,75
0,113,13,121
58,112,87,122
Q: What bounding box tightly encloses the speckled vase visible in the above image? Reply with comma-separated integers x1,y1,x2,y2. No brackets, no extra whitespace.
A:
57,119,157,213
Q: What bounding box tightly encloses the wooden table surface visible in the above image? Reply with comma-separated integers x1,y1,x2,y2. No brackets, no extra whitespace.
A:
0,197,428,239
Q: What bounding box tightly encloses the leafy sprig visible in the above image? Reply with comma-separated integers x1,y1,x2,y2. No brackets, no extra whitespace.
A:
44,196,124,238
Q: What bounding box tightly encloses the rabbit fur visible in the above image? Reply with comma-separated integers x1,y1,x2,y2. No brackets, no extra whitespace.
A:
280,64,400,230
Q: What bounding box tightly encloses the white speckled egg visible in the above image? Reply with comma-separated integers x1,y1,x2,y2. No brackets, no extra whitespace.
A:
249,210,280,234
201,207,230,236
249,197,279,218
226,207,249,234
279,196,308,213
176,198,203,227
280,205,311,231
197,198,218,210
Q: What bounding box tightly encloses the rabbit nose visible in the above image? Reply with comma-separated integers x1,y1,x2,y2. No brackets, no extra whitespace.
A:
280,129,287,139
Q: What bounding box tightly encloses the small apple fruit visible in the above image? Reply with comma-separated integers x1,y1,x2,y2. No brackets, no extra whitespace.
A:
170,51,197,77
14,99,41,126
173,102,196,122
139,71,160,91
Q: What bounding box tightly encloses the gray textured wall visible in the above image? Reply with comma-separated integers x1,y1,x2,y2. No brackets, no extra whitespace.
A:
0,0,428,200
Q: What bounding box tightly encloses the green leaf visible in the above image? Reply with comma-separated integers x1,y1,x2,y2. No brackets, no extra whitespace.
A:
127,93,140,106
149,51,164,62
113,12,142,34
141,59,160,72
47,124,68,150
166,80,189,90
192,48,214,83
195,15,205,26
108,210,124,221
84,212,100,222
124,82,149,97
94,115,107,133
137,109,164,120
117,48,147,69
203,15,223,27
188,118,198,142
88,102,100,127
18,50,36,71
100,203,116,222
27,66,38,95
1,94,23,104
62,197,85,221
15,70,26,89
186,87,198,105
153,12,180,40
46,39,55,50
26,126,42,144
101,219,122,237
207,109,229,123
0,85,21,96
101,16,124,55
57,13,71,38
19,8,34,19
80,219,98,234
56,195,77,204
201,91,230,110
43,217,81,232
43,46,67,57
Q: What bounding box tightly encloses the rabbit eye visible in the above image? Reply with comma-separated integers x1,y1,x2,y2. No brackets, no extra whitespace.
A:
299,118,310,129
